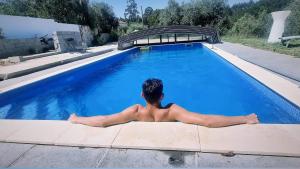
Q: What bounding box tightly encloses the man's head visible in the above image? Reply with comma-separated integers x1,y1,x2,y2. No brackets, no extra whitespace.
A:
142,78,164,104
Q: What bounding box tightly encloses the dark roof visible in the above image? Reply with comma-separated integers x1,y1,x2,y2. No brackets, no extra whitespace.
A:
118,25,220,50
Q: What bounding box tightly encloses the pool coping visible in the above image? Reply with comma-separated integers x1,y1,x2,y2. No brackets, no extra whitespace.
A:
0,43,300,157
0,120,299,157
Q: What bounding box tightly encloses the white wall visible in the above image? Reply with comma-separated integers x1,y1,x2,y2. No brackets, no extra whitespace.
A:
0,15,80,39
268,10,291,43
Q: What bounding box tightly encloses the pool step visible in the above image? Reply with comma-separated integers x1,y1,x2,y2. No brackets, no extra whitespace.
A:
140,46,151,51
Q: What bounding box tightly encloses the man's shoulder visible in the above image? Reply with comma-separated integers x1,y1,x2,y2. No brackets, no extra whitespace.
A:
163,103,181,113
167,104,188,115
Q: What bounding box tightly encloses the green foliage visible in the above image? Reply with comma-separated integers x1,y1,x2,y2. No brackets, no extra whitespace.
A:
126,23,144,34
180,3,197,25
223,36,300,57
147,9,161,27
109,29,119,41
0,0,119,43
229,10,272,38
154,0,230,34
285,0,300,36
143,7,153,26
124,0,139,22
159,0,181,25
117,25,128,37
227,0,292,36
230,0,292,23
88,2,118,34
0,0,90,25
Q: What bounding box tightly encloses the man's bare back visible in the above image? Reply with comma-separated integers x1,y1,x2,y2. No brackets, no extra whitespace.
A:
69,103,258,127
69,79,259,127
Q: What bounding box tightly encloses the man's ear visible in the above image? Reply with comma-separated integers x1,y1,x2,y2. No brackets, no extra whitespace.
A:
141,92,144,98
160,93,164,101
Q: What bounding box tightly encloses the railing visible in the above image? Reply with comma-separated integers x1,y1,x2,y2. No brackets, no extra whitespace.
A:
118,25,220,50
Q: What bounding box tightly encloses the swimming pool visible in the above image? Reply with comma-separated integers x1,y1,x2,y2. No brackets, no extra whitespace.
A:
0,43,299,123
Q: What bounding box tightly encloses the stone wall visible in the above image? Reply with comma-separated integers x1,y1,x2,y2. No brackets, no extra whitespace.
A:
53,31,83,52
80,26,94,47
0,38,53,59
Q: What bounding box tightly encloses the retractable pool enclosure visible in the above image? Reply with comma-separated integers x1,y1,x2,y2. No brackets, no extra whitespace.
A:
118,25,220,50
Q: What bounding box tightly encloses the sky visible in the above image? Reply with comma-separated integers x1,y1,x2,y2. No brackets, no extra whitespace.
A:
93,0,254,18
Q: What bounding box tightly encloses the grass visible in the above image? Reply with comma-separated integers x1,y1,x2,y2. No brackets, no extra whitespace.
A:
222,36,300,58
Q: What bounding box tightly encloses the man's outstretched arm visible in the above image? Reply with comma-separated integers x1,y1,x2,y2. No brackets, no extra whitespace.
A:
169,104,259,127
68,104,139,127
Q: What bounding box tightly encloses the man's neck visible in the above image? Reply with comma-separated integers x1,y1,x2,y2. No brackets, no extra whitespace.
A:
145,102,161,110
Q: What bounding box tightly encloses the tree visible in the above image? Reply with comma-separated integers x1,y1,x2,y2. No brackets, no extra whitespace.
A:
230,0,292,23
147,9,161,27
124,0,139,22
0,0,37,17
89,2,118,34
46,0,90,25
143,7,153,26
228,0,292,37
285,0,300,36
229,10,271,37
159,0,181,25
0,0,90,25
180,2,200,25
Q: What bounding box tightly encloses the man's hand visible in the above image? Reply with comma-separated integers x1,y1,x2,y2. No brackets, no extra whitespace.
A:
245,113,259,124
68,113,79,124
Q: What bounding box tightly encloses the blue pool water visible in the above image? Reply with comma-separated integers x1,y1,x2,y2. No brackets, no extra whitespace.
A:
0,43,299,123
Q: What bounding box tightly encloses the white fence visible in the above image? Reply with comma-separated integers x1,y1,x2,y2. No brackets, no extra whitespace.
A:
0,15,80,39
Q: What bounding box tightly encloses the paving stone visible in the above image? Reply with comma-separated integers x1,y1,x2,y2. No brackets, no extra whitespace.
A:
0,45,118,91
11,145,106,168
199,124,300,156
55,123,121,147
196,152,300,168
112,122,200,151
0,120,26,141
0,45,116,81
99,148,196,168
6,120,70,144
2,142,300,168
216,42,300,82
0,143,33,167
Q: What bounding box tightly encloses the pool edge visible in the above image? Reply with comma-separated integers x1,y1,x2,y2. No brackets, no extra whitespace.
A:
0,120,300,157
0,47,137,94
202,43,300,108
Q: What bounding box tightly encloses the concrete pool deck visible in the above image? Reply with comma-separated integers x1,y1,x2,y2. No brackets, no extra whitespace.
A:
0,120,300,157
1,143,300,168
216,41,300,83
0,44,116,80
0,42,300,159
0,45,123,93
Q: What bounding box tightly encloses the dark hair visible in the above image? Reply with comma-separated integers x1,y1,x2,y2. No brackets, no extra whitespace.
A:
142,78,163,104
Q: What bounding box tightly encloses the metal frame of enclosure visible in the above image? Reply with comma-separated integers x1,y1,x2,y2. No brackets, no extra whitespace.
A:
118,25,220,50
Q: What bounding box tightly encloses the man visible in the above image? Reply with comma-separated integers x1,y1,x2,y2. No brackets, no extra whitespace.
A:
69,78,259,127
